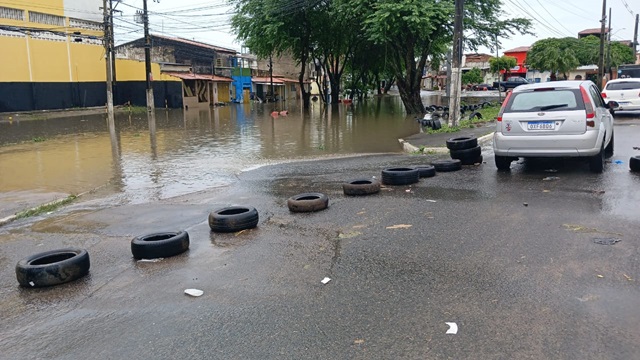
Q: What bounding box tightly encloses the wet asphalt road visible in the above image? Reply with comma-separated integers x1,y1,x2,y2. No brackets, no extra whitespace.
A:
1,114,640,359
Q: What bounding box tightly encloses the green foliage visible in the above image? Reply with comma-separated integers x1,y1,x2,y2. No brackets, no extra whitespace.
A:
526,38,579,79
489,56,517,74
15,195,77,219
462,67,484,84
578,35,636,68
32,136,46,142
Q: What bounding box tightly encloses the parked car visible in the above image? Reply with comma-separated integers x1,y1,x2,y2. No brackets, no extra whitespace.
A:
601,78,640,114
472,83,494,91
492,76,532,92
493,80,618,173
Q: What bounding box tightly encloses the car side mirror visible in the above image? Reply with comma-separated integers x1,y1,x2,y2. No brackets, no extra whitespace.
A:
607,101,619,110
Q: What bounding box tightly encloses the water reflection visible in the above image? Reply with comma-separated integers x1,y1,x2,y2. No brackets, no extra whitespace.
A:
0,97,425,203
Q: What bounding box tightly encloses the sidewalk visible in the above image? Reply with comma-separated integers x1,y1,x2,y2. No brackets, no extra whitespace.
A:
399,121,496,153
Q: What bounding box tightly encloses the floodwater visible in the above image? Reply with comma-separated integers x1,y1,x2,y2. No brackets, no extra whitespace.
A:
0,96,437,203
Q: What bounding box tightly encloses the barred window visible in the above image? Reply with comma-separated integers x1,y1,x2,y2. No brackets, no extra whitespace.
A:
29,11,64,26
0,6,25,21
69,18,102,31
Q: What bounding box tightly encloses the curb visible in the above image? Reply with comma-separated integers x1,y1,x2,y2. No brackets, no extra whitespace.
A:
400,131,494,154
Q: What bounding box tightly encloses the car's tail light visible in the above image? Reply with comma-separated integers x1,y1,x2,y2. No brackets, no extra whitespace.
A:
580,86,595,120
497,91,513,122
601,92,607,98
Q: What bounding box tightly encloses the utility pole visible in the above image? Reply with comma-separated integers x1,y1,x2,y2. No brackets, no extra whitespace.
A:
102,0,114,122
606,8,611,80
143,0,155,114
109,0,118,102
597,0,606,89
269,54,274,102
495,32,501,104
634,14,639,57
448,0,463,126
445,51,451,97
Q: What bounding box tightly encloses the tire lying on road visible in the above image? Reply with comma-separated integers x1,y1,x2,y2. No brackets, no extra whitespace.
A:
412,165,436,178
381,167,420,185
343,179,381,196
288,193,329,212
630,156,640,172
446,136,478,150
131,231,190,259
16,248,90,287
450,145,482,165
432,159,462,172
209,206,259,233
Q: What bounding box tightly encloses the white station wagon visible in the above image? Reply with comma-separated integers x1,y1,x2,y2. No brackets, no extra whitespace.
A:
493,81,618,173
601,78,640,114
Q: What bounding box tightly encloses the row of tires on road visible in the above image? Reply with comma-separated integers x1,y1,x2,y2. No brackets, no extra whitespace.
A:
14,145,479,289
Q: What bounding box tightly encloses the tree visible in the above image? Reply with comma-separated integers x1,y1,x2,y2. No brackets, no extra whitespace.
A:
578,35,636,68
525,38,580,80
489,56,517,77
462,67,484,85
354,0,531,114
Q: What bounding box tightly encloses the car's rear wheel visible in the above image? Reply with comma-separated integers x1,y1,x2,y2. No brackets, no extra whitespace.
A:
605,131,614,157
495,155,512,171
589,142,605,173
499,85,506,92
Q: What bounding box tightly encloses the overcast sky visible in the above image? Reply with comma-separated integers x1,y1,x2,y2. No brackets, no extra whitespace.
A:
114,0,639,55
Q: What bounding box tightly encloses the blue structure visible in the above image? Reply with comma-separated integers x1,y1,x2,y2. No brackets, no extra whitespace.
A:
231,67,252,103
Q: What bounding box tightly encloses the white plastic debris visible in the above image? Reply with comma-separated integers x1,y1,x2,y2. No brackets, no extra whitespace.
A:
137,258,163,263
445,322,458,334
426,199,437,203
29,281,35,287
321,277,331,284
184,289,204,297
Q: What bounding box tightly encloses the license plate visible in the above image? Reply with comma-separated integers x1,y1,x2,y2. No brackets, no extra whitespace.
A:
527,121,555,130
618,101,629,105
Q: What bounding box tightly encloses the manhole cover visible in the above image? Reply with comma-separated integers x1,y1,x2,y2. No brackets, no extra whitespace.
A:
593,238,621,245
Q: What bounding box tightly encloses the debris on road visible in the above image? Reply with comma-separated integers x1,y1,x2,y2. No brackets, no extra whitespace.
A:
426,199,437,202
445,322,458,334
544,169,558,173
354,339,365,345
321,277,331,284
562,224,623,236
596,275,604,278
338,231,362,239
593,238,621,245
386,224,412,229
623,274,634,281
523,202,528,207
543,176,560,181
137,258,163,263
184,289,204,297
614,160,624,165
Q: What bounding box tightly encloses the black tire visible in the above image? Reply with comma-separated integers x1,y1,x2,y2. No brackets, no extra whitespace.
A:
495,155,512,170
131,231,190,259
446,136,478,150
605,132,614,157
469,111,483,120
460,155,483,165
431,119,442,130
589,142,605,173
450,145,481,161
381,167,420,185
442,112,449,120
343,179,381,196
421,119,429,127
209,206,259,233
431,159,462,172
16,248,90,287
630,156,640,172
412,165,436,178
482,101,491,108
287,193,329,212
499,85,506,92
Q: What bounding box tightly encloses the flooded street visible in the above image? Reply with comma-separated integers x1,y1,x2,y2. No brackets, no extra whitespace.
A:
1,96,425,204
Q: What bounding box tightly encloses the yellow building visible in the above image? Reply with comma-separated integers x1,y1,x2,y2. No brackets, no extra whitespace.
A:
0,0,181,112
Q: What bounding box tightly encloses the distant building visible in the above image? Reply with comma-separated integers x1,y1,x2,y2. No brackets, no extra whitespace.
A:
578,27,609,39
502,46,530,80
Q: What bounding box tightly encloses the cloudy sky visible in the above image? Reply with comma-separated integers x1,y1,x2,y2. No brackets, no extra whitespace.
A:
114,0,639,55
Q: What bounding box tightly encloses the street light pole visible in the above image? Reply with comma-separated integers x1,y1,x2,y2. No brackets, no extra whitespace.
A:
606,8,612,81
597,0,606,89
102,0,114,122
143,0,155,114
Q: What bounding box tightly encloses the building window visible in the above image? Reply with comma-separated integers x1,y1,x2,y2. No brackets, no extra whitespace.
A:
69,18,102,31
29,11,65,26
216,58,223,67
0,6,25,21
30,31,66,42
291,84,296,91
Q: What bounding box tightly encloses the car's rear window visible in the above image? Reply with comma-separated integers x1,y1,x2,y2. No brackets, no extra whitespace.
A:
506,90,584,112
605,81,640,90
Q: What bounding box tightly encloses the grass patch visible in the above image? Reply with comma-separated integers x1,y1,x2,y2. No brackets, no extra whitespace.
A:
127,105,148,115
421,105,500,134
32,136,46,142
15,195,77,219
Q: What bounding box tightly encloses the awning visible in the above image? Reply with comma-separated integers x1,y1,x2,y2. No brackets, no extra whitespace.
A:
163,72,233,82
